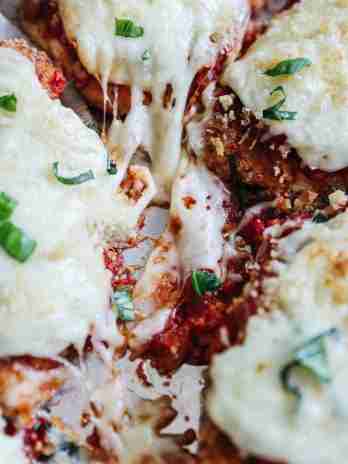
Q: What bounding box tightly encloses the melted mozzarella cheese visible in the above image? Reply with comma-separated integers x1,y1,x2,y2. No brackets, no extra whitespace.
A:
0,430,27,463
224,0,348,172
186,83,217,158
266,211,348,333
58,0,249,201
0,47,119,357
170,157,229,278
208,211,348,464
133,230,180,317
103,165,157,241
0,415,26,463
49,352,188,464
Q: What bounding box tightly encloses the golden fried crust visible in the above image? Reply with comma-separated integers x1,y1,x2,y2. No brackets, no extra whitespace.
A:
198,416,280,464
21,1,118,114
0,38,66,98
202,86,348,212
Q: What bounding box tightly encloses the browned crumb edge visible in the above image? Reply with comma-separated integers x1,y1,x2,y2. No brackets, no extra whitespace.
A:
198,415,279,464
199,369,276,463
20,5,121,114
198,418,245,464
201,85,348,214
0,38,66,98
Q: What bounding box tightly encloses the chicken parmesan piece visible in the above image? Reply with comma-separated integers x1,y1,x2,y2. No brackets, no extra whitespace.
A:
22,0,250,202
207,209,348,464
226,0,348,172
186,0,348,216
0,41,156,362
197,0,348,208
0,44,123,358
193,87,348,214
0,44,128,459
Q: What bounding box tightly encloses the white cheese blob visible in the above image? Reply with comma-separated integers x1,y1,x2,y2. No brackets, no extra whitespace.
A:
0,47,118,357
58,0,249,201
0,430,27,463
170,157,229,278
224,0,348,172
208,211,348,464
103,164,157,242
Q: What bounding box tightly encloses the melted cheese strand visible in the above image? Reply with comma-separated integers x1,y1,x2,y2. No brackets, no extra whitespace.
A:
171,157,230,278
131,158,230,348
58,0,250,202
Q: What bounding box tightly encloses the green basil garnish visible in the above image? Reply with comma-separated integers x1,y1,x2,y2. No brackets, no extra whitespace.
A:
270,85,286,98
312,212,329,224
0,93,17,112
112,287,135,321
0,192,18,221
264,58,312,77
0,221,37,263
107,158,117,175
263,87,297,121
192,270,221,296
142,49,151,61
59,441,79,457
115,18,144,38
280,328,339,399
0,193,36,262
52,162,95,185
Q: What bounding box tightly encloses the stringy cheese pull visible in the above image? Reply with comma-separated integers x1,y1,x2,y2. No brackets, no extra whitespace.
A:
58,0,250,201
130,158,230,348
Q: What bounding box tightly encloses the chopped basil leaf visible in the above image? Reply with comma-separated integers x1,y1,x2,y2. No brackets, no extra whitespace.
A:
0,93,17,112
313,212,329,223
115,18,144,38
0,192,18,221
142,49,151,61
0,221,37,262
192,270,221,296
263,88,297,121
59,441,79,457
270,85,286,98
280,328,339,399
112,287,135,321
52,162,95,185
107,158,117,175
32,421,50,433
264,58,312,77
263,108,297,121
